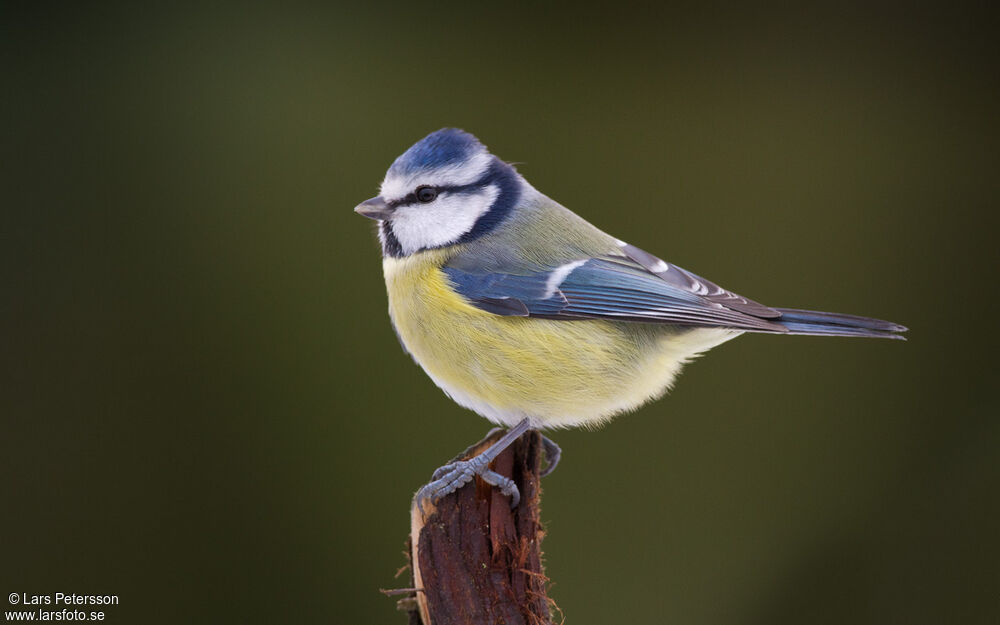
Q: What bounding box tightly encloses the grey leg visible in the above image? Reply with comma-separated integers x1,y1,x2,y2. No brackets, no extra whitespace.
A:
539,434,561,478
415,418,531,513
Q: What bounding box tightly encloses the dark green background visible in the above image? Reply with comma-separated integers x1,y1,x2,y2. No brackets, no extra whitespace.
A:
3,3,997,624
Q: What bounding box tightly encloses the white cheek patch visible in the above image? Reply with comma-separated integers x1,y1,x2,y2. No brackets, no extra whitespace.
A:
390,185,499,255
380,151,493,202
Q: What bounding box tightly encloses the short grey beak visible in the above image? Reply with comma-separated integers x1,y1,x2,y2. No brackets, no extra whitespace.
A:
354,196,393,220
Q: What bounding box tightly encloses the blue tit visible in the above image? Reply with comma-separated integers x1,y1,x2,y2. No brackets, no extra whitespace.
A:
355,128,906,510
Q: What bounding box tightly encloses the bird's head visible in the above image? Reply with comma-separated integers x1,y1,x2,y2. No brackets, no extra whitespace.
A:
355,128,523,257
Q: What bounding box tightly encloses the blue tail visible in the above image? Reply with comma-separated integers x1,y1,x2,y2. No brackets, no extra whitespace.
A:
773,308,907,340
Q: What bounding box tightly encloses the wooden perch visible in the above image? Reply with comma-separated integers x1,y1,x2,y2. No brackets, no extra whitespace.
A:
394,429,554,625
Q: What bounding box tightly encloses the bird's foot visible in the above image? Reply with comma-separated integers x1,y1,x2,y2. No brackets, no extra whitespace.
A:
540,434,562,477
414,418,533,515
415,455,519,514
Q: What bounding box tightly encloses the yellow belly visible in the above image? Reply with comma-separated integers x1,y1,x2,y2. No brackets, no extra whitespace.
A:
383,250,739,429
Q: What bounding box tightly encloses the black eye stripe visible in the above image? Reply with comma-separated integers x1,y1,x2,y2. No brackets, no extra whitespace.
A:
377,158,518,256
388,181,485,208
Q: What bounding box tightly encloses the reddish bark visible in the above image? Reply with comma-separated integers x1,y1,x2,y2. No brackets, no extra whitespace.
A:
401,430,552,625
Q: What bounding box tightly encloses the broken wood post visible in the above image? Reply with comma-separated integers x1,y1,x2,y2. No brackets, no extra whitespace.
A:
395,429,554,625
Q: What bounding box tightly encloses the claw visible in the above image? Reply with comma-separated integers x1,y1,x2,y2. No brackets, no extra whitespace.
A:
479,468,520,507
430,462,457,481
540,435,561,478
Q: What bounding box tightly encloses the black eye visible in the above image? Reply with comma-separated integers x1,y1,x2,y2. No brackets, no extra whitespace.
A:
415,186,438,203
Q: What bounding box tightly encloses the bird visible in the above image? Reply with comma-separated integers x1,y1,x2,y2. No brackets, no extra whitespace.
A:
354,128,906,510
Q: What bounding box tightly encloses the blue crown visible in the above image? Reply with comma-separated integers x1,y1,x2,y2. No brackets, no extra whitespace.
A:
389,128,485,176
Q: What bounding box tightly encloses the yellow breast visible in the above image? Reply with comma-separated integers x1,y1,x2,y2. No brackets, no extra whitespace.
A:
383,249,739,429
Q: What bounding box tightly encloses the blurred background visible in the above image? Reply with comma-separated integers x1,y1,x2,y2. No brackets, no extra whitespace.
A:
2,3,997,623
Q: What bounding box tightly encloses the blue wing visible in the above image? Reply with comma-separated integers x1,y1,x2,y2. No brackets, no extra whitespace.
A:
443,247,789,333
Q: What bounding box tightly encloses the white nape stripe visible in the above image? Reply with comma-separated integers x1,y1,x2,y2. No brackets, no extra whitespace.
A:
650,259,669,273
543,260,588,299
380,151,493,202
389,184,499,255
